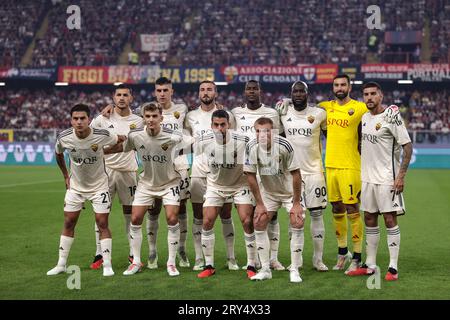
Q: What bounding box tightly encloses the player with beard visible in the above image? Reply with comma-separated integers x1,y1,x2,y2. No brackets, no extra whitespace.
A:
184,81,239,271
280,81,328,271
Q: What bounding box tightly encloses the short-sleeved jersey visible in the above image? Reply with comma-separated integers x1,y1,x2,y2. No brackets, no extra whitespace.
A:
244,136,299,197
198,132,249,191
319,99,367,170
185,106,235,177
55,128,118,193
281,104,326,175
361,110,411,185
231,104,281,140
90,111,144,172
124,127,189,191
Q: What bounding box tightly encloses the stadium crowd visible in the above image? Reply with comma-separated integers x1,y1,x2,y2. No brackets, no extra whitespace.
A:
1,87,448,142
2,0,448,68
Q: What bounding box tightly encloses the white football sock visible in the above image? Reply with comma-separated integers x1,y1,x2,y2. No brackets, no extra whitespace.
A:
167,223,180,266
255,229,270,270
290,227,304,270
124,214,132,256
221,218,236,259
387,225,400,271
193,218,203,261
201,228,215,267
365,226,380,269
268,219,280,261
57,235,74,267
94,223,101,256
310,209,325,262
178,213,188,253
129,224,142,265
146,214,159,257
100,238,112,267
244,232,257,267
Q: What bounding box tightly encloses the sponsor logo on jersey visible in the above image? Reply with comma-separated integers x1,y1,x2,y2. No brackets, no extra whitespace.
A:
91,144,98,152
173,111,180,119
161,143,169,151
362,133,378,144
287,128,313,136
129,123,137,129
348,108,355,116
327,118,349,128
375,123,382,131
307,115,315,124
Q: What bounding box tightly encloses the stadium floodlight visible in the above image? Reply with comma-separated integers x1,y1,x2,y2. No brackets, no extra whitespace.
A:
114,82,123,86
398,80,413,84
0,82,5,86
215,82,228,86
55,82,69,86
351,80,363,85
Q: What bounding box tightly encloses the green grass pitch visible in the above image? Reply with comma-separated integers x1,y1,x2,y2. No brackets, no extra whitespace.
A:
1,166,449,300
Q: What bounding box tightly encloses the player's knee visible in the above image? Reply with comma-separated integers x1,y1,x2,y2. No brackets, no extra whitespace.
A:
202,218,215,230
131,215,143,225
166,215,178,226
241,216,254,232
383,214,397,228
63,218,76,231
364,213,378,227
331,202,345,213
291,219,304,229
253,219,268,231
345,204,359,214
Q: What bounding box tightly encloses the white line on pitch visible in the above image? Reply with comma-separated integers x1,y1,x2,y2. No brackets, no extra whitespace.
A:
0,180,60,188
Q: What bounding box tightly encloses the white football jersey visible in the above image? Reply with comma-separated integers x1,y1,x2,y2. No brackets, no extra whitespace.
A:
231,104,281,140
90,111,144,172
244,136,299,197
124,127,191,191
198,132,249,191
160,102,188,132
281,105,327,175
361,110,411,185
185,105,235,177
55,128,118,193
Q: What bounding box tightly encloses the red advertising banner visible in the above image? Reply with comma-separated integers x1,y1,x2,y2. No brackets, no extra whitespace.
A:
58,67,109,84
221,64,338,83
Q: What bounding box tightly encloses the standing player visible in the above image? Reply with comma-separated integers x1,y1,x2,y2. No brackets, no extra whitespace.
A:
146,77,190,269
346,82,412,281
89,84,144,269
280,81,328,271
47,104,123,277
244,118,305,283
196,110,257,279
102,77,190,269
231,80,285,271
184,80,239,271
117,102,192,277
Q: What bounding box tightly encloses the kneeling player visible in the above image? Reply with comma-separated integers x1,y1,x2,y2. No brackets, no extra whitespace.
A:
244,118,304,283
346,82,412,281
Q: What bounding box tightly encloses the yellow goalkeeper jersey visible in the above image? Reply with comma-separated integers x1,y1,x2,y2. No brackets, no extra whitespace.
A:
319,99,368,170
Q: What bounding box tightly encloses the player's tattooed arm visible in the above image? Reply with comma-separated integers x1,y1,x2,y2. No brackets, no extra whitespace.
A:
55,152,70,189
290,169,304,225
393,142,413,193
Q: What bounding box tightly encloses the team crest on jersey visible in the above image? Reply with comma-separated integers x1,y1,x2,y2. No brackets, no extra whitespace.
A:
375,123,382,131
161,143,169,151
348,108,355,116
129,123,137,129
91,144,98,152
173,111,180,119
307,115,315,124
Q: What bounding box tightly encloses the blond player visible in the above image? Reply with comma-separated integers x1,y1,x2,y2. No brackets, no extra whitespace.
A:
115,102,193,277
244,118,304,283
89,84,144,269
184,81,238,271
47,104,123,277
232,80,284,271
346,82,412,281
